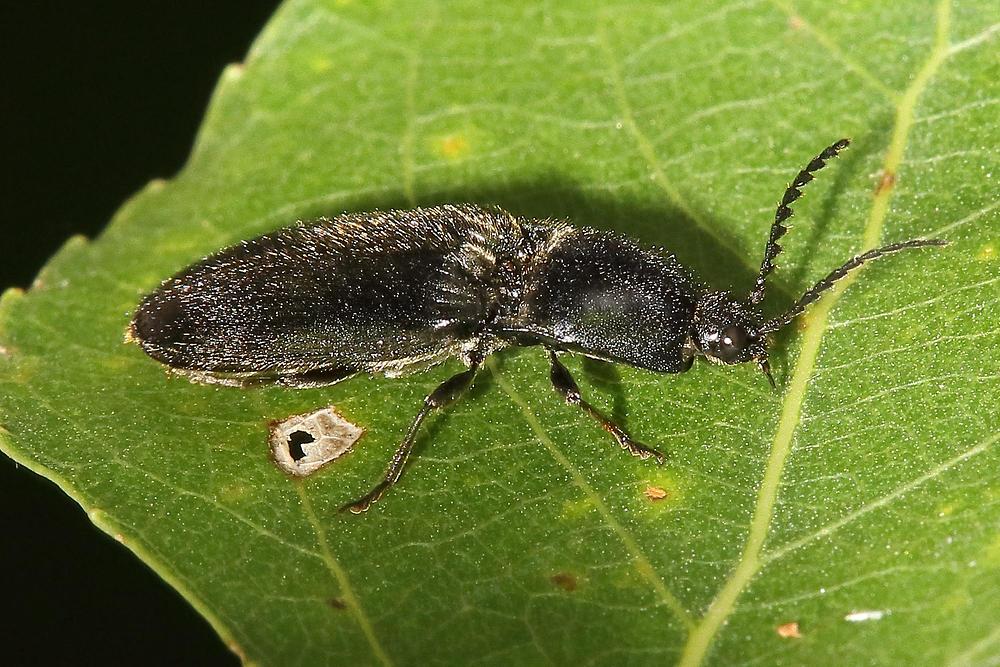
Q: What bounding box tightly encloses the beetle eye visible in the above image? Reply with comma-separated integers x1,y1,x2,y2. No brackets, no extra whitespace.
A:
716,325,748,362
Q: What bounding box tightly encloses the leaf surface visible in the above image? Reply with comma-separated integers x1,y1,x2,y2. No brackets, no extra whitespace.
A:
1,1,998,664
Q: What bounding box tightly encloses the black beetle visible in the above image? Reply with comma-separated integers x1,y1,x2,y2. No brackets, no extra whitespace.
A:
128,139,945,512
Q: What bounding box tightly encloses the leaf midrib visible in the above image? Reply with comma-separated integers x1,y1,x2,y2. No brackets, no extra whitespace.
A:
677,2,954,665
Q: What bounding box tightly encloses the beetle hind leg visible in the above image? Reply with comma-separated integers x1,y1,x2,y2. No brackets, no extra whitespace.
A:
547,351,666,464
341,355,482,514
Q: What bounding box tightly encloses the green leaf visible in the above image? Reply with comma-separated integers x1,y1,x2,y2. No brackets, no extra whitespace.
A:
1,1,997,664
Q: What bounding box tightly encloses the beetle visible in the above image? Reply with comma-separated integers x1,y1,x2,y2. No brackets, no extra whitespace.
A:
128,139,945,512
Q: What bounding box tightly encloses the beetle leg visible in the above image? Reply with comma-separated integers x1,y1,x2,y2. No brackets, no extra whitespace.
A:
680,349,695,373
547,351,666,464
341,357,482,514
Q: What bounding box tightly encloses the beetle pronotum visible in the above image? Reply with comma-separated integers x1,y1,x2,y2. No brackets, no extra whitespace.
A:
128,139,945,512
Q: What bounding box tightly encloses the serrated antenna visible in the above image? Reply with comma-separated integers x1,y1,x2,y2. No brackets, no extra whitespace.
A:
760,238,948,334
749,138,852,305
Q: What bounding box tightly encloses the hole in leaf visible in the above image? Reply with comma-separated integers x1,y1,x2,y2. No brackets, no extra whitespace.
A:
287,430,315,461
269,406,363,477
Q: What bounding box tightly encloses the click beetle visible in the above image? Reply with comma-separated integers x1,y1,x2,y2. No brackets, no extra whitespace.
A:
128,139,945,512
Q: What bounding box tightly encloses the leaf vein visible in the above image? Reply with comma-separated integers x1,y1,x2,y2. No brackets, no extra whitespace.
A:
762,433,999,565
768,0,898,100
488,357,695,632
596,16,757,276
295,484,393,667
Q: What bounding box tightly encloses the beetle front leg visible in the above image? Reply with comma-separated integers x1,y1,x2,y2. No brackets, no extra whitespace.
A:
341,357,482,514
547,351,666,463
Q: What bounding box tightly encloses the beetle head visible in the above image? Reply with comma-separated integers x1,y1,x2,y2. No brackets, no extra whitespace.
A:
691,291,774,387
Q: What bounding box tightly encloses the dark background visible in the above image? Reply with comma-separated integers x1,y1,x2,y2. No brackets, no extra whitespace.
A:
1,3,281,664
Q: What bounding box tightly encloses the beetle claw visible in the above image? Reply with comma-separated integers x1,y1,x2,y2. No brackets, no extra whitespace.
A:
340,482,390,514
623,438,667,464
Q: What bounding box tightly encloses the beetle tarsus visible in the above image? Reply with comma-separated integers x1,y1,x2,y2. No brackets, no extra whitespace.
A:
340,482,389,514
343,358,481,513
619,435,666,464
597,417,665,462
548,351,666,464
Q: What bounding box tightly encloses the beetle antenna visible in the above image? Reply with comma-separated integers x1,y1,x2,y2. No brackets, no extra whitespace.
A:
760,238,947,334
749,138,852,305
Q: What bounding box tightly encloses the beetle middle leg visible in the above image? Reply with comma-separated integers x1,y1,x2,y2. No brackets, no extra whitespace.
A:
547,350,665,463
341,355,482,514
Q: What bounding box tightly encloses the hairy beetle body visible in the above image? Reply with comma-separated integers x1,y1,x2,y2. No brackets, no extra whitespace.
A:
131,205,530,385
131,204,701,386
517,226,699,372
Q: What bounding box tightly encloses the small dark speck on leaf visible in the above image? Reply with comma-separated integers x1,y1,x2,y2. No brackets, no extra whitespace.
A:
551,572,578,592
776,621,802,638
327,597,347,610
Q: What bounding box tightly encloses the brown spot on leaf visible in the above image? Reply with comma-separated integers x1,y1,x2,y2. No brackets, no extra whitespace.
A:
644,485,669,501
788,15,804,30
551,572,578,592
875,170,896,195
776,621,802,638
327,597,348,610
